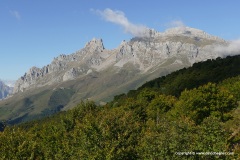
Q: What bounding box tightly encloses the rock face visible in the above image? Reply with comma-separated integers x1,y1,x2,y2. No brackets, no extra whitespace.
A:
13,27,227,94
0,80,13,100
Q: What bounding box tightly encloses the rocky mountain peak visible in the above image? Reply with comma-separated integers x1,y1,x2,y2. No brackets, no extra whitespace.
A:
84,38,105,52
141,28,161,38
139,27,225,43
163,27,225,42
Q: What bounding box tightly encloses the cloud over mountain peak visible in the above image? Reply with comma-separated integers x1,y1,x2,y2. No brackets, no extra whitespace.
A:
92,8,148,37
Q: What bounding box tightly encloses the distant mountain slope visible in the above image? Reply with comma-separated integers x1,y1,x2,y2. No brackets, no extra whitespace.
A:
110,55,240,103
0,80,13,100
2,80,15,88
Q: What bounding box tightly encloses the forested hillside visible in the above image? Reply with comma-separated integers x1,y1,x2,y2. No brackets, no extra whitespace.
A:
0,55,240,159
134,55,240,97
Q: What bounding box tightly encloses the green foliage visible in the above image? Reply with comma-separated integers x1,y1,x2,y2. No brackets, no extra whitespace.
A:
147,94,176,122
0,121,5,131
73,107,141,159
139,117,197,160
220,76,240,101
137,88,158,102
196,116,228,152
176,83,237,124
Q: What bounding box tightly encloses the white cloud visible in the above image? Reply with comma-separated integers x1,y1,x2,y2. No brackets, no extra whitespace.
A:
10,10,21,20
214,39,240,57
165,20,186,28
92,8,148,37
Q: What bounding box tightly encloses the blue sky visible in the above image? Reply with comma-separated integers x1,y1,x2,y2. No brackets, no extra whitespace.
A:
1,0,240,80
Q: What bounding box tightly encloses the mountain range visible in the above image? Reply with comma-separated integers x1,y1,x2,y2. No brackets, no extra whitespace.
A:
0,27,233,123
13,27,226,94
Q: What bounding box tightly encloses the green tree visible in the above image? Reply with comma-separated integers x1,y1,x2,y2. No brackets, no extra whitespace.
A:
147,94,177,123
139,116,197,160
195,116,232,160
176,83,237,124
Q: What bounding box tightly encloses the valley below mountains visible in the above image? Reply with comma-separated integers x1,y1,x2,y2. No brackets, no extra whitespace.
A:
0,27,233,123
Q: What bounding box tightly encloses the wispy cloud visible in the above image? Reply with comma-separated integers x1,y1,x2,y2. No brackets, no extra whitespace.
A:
92,8,148,37
165,20,186,28
214,39,240,57
165,20,240,57
10,10,21,20
92,9,240,58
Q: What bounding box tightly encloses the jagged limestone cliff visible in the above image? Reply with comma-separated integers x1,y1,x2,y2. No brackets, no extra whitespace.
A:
13,27,226,94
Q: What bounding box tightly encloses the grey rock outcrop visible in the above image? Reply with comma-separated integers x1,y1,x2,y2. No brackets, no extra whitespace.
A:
13,38,107,93
63,68,78,81
13,27,228,94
